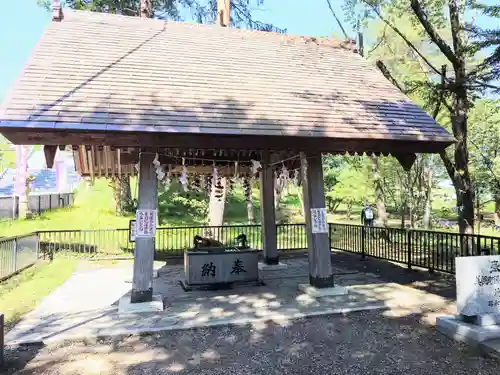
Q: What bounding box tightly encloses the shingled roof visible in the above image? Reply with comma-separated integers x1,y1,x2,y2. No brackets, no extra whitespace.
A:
0,9,454,153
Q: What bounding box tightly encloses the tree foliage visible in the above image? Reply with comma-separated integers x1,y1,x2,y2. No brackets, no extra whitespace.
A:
339,0,500,238
330,162,373,219
38,0,286,32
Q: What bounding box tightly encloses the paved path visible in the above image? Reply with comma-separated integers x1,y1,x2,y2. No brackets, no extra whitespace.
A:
5,257,453,346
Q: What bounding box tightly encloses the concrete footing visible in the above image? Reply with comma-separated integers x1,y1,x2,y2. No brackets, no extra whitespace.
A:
258,262,288,271
460,314,500,327
436,315,500,344
298,284,348,298
118,294,164,314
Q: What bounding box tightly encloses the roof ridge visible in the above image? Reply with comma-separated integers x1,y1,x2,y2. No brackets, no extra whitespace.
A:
62,9,358,52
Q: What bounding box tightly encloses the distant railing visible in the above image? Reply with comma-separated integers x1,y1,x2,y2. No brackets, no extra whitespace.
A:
330,223,500,274
0,233,40,281
38,223,308,257
7,223,500,277
0,193,75,219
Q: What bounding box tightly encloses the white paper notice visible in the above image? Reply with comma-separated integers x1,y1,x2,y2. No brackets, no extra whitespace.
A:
135,209,157,238
129,220,136,242
311,208,328,234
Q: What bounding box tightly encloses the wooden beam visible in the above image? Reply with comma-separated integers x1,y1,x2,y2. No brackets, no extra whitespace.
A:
87,147,95,182
104,146,110,177
260,151,278,265
394,153,417,172
117,149,122,176
131,152,157,303
96,147,102,177
80,145,89,175
43,145,57,169
301,152,334,288
110,148,116,177
0,130,453,155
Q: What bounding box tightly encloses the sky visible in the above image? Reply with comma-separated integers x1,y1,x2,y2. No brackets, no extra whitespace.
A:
0,0,350,103
0,0,497,103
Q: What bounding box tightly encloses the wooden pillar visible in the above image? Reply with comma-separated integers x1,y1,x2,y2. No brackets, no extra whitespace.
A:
131,152,158,303
301,152,334,288
260,151,278,265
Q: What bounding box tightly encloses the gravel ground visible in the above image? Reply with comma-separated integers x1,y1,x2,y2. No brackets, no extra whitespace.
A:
4,309,498,375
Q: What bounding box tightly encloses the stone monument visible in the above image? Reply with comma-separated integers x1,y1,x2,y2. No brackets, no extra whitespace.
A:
437,255,500,345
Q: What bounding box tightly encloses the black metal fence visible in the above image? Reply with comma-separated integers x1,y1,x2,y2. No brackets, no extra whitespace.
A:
38,223,309,258
0,233,40,281
5,223,500,276
330,223,500,274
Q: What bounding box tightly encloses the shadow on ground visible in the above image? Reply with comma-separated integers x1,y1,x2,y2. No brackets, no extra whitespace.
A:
3,309,497,375
330,250,456,300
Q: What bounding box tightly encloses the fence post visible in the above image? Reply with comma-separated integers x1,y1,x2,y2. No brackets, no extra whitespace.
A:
361,225,366,260
407,229,412,270
328,223,332,250
36,232,41,259
11,238,17,274
0,312,4,368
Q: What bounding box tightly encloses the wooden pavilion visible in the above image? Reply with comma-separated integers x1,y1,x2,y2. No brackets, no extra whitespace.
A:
0,3,454,305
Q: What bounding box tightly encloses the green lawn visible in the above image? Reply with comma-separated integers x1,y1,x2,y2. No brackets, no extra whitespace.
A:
0,179,134,237
0,258,76,330
0,178,305,237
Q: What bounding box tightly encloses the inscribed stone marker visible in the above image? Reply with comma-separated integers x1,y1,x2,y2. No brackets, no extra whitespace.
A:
184,250,259,285
456,255,500,316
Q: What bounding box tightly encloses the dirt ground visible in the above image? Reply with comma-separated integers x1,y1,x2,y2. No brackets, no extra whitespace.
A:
3,309,499,375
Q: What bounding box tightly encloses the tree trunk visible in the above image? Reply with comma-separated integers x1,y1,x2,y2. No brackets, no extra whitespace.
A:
495,194,500,226
297,185,305,216
112,177,122,216
449,0,474,253
476,189,481,234
274,177,284,216
409,199,415,229
452,90,474,240
422,160,433,230
111,176,134,216
246,195,255,224
120,176,133,211
208,177,227,238
19,181,30,219
346,202,352,219
371,155,388,226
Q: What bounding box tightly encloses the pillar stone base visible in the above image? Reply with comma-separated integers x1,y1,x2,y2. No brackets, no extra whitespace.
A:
119,294,164,314
264,256,280,265
130,288,153,304
309,274,334,289
258,261,288,271
299,284,348,298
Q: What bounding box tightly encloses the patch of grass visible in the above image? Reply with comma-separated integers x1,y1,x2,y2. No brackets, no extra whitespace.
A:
0,179,134,237
0,258,76,330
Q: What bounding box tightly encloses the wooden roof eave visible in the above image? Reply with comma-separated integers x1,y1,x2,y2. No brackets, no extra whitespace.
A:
2,127,455,155
68,144,454,178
